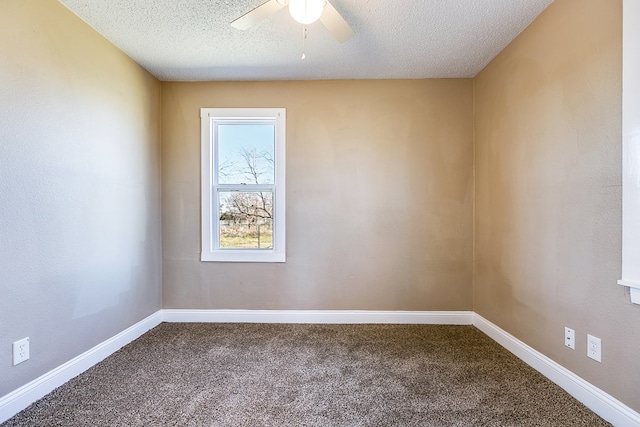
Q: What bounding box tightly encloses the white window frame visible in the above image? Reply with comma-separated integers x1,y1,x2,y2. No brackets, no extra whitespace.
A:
618,0,640,304
200,108,286,262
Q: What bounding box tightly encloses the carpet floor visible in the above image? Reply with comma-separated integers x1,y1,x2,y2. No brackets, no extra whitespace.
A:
3,323,610,426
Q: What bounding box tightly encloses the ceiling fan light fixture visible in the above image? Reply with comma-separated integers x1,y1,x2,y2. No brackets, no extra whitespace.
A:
288,0,324,25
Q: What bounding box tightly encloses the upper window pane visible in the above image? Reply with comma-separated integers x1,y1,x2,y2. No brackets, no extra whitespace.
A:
217,123,275,185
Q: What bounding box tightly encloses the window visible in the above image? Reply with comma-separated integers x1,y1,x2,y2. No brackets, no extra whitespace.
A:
200,108,286,262
619,0,640,304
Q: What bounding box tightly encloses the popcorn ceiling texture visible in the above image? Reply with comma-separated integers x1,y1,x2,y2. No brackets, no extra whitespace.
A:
58,0,553,81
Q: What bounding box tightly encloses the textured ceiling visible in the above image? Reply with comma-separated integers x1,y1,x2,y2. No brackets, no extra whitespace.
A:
58,0,553,81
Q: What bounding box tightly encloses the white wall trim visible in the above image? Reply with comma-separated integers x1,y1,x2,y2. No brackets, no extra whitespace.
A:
161,309,475,324
473,313,640,427
620,0,640,305
0,311,163,424
3,310,639,426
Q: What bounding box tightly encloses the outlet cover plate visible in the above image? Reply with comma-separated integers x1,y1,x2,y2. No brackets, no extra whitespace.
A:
12,337,30,366
564,327,575,349
587,334,602,363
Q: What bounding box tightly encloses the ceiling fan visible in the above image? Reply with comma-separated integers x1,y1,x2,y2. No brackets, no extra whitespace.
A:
231,0,355,43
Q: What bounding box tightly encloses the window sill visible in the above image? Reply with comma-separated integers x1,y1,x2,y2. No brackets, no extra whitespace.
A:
617,280,640,305
201,250,285,263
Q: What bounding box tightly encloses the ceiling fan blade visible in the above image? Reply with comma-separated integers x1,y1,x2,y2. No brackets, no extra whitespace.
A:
320,0,355,43
231,0,286,31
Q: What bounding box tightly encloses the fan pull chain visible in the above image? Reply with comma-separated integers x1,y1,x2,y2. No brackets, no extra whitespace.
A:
301,25,307,60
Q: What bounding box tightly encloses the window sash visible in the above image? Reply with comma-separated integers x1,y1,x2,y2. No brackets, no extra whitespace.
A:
213,119,276,186
213,187,277,251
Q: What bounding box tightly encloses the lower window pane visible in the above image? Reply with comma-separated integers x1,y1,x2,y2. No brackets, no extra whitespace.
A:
219,191,273,249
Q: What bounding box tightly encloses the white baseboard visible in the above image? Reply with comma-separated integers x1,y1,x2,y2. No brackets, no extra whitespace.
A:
473,314,640,427
2,310,638,427
161,309,475,325
0,311,163,424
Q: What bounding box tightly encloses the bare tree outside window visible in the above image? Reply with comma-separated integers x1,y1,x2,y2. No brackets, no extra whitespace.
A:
217,124,275,249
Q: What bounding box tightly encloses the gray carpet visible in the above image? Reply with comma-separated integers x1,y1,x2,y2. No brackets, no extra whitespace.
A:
3,323,609,426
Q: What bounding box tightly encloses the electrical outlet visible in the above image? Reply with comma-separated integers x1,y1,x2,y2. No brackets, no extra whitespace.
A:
587,334,601,363
564,327,575,349
12,337,30,366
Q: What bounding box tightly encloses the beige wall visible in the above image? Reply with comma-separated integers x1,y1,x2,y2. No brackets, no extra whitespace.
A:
0,1,162,395
475,0,639,411
162,80,474,310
